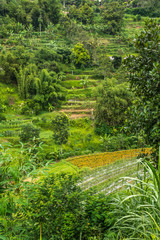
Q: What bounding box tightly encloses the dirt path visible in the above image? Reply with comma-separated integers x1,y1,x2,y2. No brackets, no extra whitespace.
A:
60,108,94,119
60,109,93,113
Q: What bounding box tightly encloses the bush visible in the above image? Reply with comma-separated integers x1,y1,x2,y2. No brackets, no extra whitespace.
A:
33,103,42,115
71,43,90,68
0,113,6,122
126,7,160,17
103,134,140,151
13,173,114,239
94,123,113,136
112,56,122,69
20,103,32,115
19,123,40,142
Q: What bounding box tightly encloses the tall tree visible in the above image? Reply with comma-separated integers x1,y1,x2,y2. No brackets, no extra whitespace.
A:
94,78,132,129
17,64,38,99
71,43,90,68
0,51,19,84
124,19,160,164
80,3,94,24
38,0,61,25
52,113,69,154
101,1,124,35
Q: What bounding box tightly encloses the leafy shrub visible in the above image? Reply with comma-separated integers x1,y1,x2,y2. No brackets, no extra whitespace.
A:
35,48,60,63
3,130,15,137
19,123,40,142
0,103,6,113
61,149,93,159
20,103,32,115
104,134,140,151
33,103,42,115
126,7,160,17
13,173,114,239
94,123,113,136
112,56,122,69
52,113,69,154
35,117,51,129
0,113,6,122
71,43,90,68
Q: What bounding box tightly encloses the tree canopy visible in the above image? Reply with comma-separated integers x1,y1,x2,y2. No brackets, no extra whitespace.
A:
124,19,160,163
94,78,132,129
52,113,70,154
71,43,90,68
101,1,124,35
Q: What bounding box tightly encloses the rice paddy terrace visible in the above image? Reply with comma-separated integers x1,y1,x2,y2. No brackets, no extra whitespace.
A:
60,70,98,119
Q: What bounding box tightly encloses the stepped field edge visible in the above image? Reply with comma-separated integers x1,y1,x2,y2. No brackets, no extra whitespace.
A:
67,148,152,168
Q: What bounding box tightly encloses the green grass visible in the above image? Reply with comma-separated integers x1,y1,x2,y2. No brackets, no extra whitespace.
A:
61,80,98,89
67,87,94,97
35,111,58,120
111,158,160,239
24,160,80,181
40,130,53,139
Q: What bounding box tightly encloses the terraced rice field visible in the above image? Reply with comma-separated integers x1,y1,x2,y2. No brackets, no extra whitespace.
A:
60,70,100,118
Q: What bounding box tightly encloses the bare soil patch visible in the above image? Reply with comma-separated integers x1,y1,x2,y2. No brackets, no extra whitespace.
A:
60,109,93,113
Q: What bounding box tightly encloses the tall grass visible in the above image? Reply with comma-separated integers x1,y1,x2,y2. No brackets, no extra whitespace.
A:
110,154,160,239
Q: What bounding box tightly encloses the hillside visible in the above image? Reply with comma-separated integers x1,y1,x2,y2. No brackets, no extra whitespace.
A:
0,0,160,239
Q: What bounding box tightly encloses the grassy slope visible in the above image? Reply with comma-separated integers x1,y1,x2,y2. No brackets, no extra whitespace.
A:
0,14,156,184
0,15,147,156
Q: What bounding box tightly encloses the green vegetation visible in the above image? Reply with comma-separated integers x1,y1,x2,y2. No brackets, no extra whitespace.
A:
101,1,124,35
52,113,70,154
19,123,40,142
0,0,160,239
125,19,160,166
112,158,160,239
94,78,133,130
71,43,91,68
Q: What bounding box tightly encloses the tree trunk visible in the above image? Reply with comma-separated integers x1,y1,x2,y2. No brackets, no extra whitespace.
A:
63,0,65,8
80,231,82,240
61,144,63,155
40,223,42,240
40,23,41,37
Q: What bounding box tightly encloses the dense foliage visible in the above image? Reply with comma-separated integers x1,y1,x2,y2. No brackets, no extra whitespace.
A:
124,19,160,164
19,123,40,142
0,171,114,239
0,1,160,239
94,78,132,129
52,113,70,154
0,0,61,30
101,1,124,35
